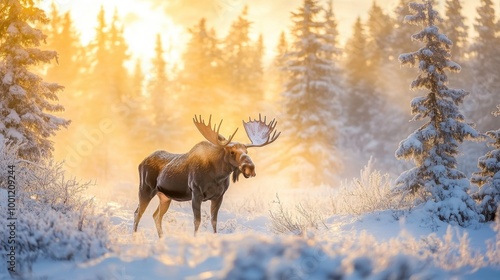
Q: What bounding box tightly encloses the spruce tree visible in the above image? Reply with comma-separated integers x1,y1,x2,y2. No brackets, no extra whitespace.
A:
366,1,393,88
224,6,264,102
469,0,500,132
472,105,500,221
391,0,421,104
322,0,341,61
342,17,382,151
108,8,130,101
178,18,226,126
131,59,143,98
0,0,70,161
269,31,289,101
148,34,170,126
442,0,468,62
273,31,288,91
396,0,480,226
281,0,341,186
45,3,83,89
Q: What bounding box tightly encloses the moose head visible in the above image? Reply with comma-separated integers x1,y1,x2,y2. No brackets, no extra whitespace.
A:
193,114,281,182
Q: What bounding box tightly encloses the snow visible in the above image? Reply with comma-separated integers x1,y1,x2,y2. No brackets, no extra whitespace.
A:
2,182,500,279
9,85,26,96
2,71,13,85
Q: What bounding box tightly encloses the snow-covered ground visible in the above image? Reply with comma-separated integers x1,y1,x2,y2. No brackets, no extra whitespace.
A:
2,177,499,280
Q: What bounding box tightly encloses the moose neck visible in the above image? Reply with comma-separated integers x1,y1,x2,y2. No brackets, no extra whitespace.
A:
190,142,234,177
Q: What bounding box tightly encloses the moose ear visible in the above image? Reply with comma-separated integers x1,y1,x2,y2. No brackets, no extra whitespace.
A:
232,168,241,183
218,134,227,141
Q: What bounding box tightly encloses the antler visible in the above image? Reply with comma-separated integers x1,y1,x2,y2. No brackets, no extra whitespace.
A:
193,115,238,146
243,114,281,148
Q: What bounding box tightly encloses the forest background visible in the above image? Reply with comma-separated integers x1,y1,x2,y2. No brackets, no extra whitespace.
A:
35,0,499,189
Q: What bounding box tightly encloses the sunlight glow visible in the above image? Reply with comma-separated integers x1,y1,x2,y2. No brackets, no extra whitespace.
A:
42,0,185,70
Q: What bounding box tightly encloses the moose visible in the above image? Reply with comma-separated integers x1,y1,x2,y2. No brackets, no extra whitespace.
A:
133,115,280,237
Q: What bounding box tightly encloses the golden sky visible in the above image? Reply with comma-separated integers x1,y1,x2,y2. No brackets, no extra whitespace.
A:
40,0,492,69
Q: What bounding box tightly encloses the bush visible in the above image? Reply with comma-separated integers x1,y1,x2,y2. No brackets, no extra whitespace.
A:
0,143,111,278
268,159,408,234
269,193,328,235
336,158,402,215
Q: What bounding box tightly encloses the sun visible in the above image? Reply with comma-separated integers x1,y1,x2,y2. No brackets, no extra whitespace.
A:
43,0,185,72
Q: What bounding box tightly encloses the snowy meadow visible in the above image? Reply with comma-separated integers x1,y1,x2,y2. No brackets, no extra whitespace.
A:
2,0,500,279
1,142,500,279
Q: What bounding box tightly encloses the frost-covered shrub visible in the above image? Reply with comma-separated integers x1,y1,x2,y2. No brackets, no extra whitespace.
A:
336,158,404,215
0,143,111,277
269,194,328,235
269,160,406,234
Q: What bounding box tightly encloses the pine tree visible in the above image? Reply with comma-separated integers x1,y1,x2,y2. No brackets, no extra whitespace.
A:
342,17,382,150
442,0,468,62
76,6,131,179
392,0,421,56
441,0,472,97
345,18,368,87
108,8,130,101
281,0,341,186
469,0,500,132
320,0,343,125
396,0,480,226
366,1,393,87
131,59,143,98
85,5,109,103
391,0,421,103
224,6,264,101
148,34,170,126
0,0,70,161
178,18,225,120
273,31,288,93
322,0,341,61
45,3,83,89
472,105,500,221
252,33,264,94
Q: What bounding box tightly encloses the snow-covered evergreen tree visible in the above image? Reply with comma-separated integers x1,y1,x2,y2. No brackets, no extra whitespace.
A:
0,0,70,161
469,0,500,132
343,17,370,128
342,17,383,153
442,0,468,62
395,0,480,226
366,1,393,88
472,105,500,222
322,0,341,61
224,6,264,106
273,31,288,96
281,0,341,186
390,0,421,104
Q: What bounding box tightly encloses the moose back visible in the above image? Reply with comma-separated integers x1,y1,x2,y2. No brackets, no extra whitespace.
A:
133,115,280,237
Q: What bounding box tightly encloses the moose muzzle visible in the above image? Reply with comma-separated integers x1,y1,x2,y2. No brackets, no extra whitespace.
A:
240,154,256,178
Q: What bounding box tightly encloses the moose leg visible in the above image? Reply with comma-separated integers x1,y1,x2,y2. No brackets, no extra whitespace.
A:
133,187,156,232
210,196,224,233
153,192,172,238
192,193,203,236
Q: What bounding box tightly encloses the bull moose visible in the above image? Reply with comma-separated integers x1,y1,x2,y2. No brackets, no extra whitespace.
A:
133,115,280,237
